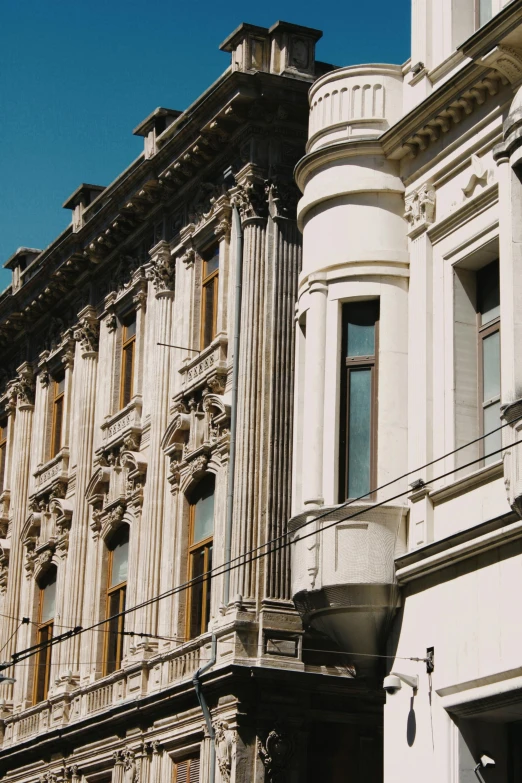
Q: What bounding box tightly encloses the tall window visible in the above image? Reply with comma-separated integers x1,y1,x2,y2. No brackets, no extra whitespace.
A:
104,526,129,675
478,260,500,465
33,566,57,704
0,420,7,491
201,247,219,349
187,476,214,640
120,315,136,409
173,756,200,783
50,375,65,458
339,302,379,502
476,0,492,28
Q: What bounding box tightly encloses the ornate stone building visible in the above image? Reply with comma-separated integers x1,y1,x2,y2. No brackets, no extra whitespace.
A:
0,19,384,783
290,0,522,780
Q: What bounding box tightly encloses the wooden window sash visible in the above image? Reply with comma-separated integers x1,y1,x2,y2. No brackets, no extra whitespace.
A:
0,422,7,491
338,307,379,503
120,322,136,410
33,585,54,704
103,547,127,675
174,756,200,783
477,316,501,464
200,258,219,350
50,380,65,459
186,500,213,640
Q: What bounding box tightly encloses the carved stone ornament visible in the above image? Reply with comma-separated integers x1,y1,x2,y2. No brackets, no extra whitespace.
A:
74,314,100,355
214,720,237,782
265,179,299,222
147,240,176,293
404,184,436,231
232,170,268,224
38,771,58,783
479,45,522,84
10,368,35,408
114,748,139,783
257,726,294,783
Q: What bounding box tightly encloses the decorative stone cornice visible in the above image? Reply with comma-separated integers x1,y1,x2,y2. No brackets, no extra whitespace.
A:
147,240,176,293
74,307,99,355
479,45,522,85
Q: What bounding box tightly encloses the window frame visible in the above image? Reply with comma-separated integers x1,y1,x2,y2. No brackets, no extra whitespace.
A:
338,301,379,503
50,374,65,459
103,527,129,675
119,315,136,410
173,755,200,783
186,478,214,641
0,419,7,491
33,569,57,704
477,315,501,465
200,248,219,350
475,0,493,29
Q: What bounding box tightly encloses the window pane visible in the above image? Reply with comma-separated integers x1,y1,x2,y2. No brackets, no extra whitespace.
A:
478,260,500,325
189,549,205,639
482,330,500,402
345,303,377,357
52,396,64,457
193,485,214,543
204,248,219,277
122,343,134,407
205,545,213,630
124,318,136,340
479,0,492,26
35,623,52,702
202,281,215,348
41,575,57,623
111,537,129,586
106,588,125,673
484,401,501,465
55,377,65,396
348,368,372,498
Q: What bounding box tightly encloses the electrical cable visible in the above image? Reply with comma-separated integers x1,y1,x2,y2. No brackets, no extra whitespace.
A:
2,433,520,673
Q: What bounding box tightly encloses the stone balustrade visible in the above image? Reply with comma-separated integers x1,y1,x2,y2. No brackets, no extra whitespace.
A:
307,64,403,153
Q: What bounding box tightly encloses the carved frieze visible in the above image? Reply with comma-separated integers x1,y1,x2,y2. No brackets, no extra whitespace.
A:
74,309,100,355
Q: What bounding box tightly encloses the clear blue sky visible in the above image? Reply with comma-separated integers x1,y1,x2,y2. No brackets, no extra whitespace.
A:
0,0,411,291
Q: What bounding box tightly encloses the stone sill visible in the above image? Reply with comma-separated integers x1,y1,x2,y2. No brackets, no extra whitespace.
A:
33,449,70,493
100,397,142,449
430,460,503,505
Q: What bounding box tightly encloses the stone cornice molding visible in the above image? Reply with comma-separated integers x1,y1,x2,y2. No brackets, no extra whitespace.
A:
147,240,176,294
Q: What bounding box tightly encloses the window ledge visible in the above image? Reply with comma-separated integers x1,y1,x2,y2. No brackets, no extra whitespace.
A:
426,459,504,506
33,449,70,495
100,397,143,450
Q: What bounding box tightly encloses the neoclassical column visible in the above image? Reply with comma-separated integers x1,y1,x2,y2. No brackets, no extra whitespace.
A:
136,240,176,640
59,307,99,683
301,276,328,509
1,364,35,702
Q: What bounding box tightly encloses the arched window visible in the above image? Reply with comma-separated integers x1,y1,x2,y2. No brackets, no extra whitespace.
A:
104,525,129,675
33,566,57,703
187,475,215,640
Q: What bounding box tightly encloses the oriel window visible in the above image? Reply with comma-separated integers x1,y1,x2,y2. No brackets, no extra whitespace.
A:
477,260,501,466
339,301,379,502
33,566,57,704
120,315,136,409
201,247,219,349
50,375,65,458
187,475,214,640
173,756,200,783
104,525,129,675
0,420,7,491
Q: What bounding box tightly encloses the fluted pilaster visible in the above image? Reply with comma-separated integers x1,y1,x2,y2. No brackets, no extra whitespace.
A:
1,367,35,700
60,309,99,679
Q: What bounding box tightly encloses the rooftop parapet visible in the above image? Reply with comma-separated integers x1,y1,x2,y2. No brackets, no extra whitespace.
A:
63,184,106,232
307,63,403,154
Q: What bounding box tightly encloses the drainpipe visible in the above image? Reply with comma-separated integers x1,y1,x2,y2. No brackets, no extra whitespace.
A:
223,204,243,607
193,634,217,782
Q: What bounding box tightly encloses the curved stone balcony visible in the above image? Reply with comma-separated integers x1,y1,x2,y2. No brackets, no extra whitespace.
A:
290,502,407,670
307,64,403,153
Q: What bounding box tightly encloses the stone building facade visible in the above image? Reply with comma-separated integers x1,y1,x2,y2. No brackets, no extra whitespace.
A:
0,20,384,783
290,0,522,781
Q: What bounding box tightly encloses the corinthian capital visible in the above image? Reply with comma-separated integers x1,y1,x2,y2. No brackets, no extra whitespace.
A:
231,165,268,224
74,306,99,355
147,240,176,293
11,364,35,408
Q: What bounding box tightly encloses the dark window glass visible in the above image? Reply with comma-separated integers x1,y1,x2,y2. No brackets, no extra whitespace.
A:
105,526,129,674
